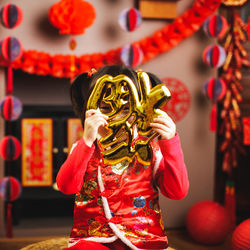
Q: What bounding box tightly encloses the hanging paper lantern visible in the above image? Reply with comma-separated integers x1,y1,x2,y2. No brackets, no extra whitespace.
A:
0,36,22,63
203,77,227,102
232,219,250,249
203,15,228,38
48,0,96,35
203,78,226,131
0,96,22,121
0,177,21,201
186,201,232,245
203,45,226,68
161,78,191,122
0,136,21,161
121,44,143,68
118,8,142,32
0,4,23,29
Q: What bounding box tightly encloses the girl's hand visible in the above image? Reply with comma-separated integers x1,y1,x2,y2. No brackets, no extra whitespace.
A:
83,109,108,147
150,113,176,140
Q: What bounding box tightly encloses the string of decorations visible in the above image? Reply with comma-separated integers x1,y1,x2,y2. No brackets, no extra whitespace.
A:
0,0,222,78
219,11,249,226
0,3,23,238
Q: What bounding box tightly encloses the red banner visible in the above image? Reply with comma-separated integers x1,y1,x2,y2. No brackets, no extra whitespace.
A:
21,119,53,186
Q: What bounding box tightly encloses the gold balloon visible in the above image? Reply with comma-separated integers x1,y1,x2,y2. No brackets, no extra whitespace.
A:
87,71,171,165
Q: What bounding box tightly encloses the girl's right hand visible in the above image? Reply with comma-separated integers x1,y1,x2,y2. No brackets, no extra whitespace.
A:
83,109,108,147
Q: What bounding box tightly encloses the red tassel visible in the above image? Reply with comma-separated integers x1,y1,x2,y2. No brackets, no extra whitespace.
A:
210,104,217,131
247,17,250,41
6,203,13,238
6,66,13,95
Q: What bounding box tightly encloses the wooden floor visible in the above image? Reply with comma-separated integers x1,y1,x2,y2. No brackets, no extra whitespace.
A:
0,230,232,250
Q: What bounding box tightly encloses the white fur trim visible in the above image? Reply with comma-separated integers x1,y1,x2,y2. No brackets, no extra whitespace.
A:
153,150,163,178
69,142,78,154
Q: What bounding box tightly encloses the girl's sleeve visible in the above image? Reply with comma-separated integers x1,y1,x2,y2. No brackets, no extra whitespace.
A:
154,134,189,200
56,138,95,195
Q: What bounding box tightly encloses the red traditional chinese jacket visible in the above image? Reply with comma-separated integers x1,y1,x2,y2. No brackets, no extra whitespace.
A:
57,134,189,250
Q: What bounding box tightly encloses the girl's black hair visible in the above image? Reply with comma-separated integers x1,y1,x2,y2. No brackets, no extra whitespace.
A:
70,65,139,127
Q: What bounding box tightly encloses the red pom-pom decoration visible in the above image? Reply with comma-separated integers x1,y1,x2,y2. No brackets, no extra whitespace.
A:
203,45,226,68
118,8,142,32
0,4,23,29
0,36,22,63
0,177,21,202
161,78,191,122
0,96,22,121
232,219,250,250
48,0,96,35
0,136,21,161
203,77,226,102
186,201,232,245
121,44,143,68
203,15,228,38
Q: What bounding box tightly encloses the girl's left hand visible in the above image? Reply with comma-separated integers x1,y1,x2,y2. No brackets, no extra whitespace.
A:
150,113,176,140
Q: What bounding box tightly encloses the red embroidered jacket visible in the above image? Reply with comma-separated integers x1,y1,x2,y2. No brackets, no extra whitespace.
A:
57,134,189,250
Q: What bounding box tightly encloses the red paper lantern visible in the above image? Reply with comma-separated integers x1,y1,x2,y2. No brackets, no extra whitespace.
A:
0,177,21,201
0,4,23,29
203,15,228,38
203,77,226,102
203,45,226,68
0,95,23,121
48,0,96,35
186,201,232,245
232,219,250,250
0,136,21,161
0,36,22,63
120,44,143,68
161,78,191,122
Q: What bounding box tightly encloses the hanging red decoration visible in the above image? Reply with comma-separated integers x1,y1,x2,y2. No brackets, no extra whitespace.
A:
232,219,250,250
203,45,226,68
120,44,143,68
203,15,228,38
0,95,22,121
0,0,221,78
118,8,142,32
48,0,96,35
0,36,22,63
0,177,21,202
203,77,226,131
0,36,23,94
186,201,232,245
0,136,21,161
161,78,191,122
0,4,23,29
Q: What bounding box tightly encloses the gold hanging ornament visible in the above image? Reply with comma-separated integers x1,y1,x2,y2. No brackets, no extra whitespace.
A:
87,71,171,165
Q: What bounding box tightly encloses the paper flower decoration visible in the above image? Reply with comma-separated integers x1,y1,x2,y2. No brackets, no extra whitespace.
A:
0,136,21,161
0,4,23,29
120,44,143,68
0,36,22,63
0,96,22,121
203,45,226,68
203,15,228,38
48,0,96,35
0,177,21,201
118,8,142,32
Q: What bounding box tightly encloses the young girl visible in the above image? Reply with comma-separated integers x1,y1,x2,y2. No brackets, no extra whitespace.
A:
57,65,189,250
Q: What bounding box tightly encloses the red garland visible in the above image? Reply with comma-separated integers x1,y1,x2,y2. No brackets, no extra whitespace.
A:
0,0,221,78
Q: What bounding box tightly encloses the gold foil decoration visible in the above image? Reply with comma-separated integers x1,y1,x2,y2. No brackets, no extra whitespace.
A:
87,71,171,165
